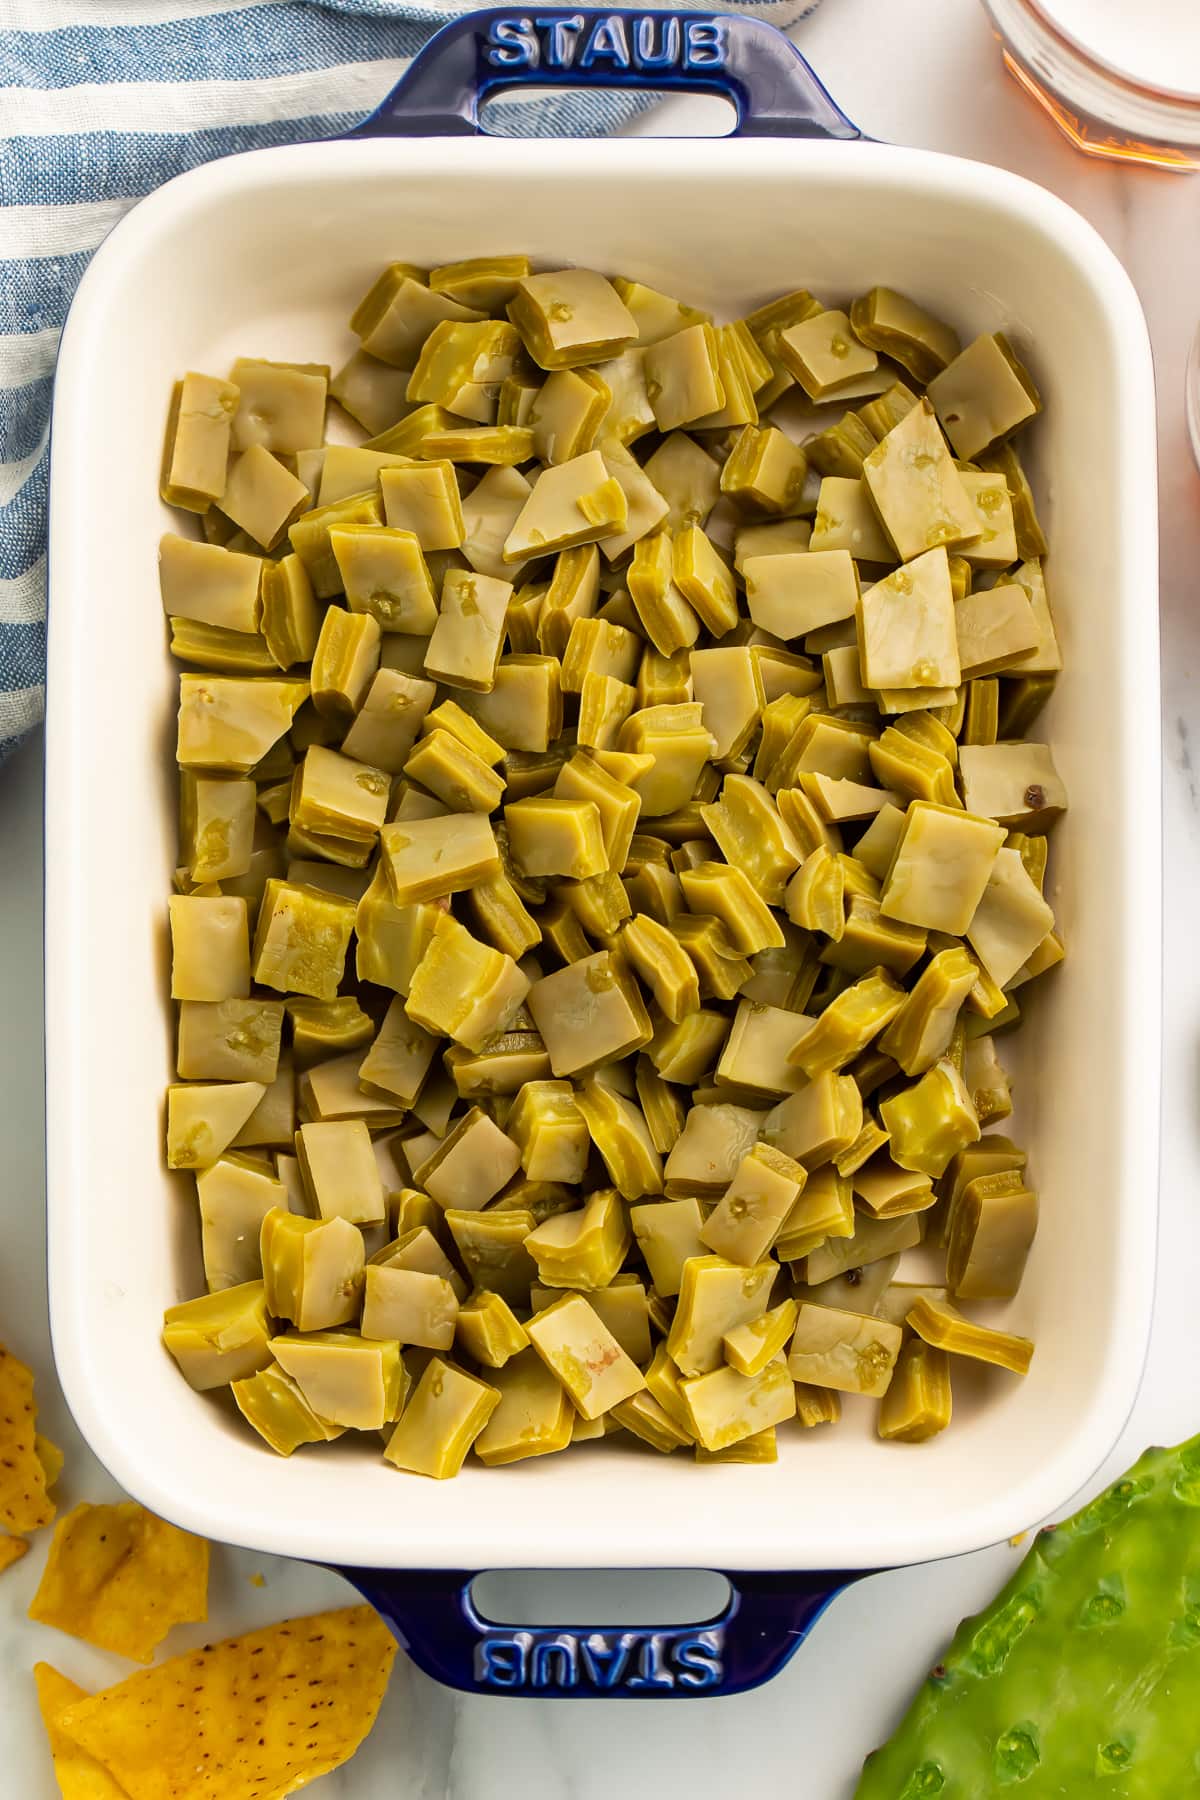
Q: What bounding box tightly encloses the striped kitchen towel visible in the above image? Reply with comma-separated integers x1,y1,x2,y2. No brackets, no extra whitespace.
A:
0,0,821,764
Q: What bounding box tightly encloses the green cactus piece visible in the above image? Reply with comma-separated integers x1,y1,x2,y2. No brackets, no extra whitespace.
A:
856,1436,1200,1798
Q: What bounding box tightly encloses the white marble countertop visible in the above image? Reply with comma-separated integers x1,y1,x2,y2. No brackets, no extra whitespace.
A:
4,1,1199,1793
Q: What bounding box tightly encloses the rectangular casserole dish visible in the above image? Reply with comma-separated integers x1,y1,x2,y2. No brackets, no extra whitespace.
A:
44,6,1159,1683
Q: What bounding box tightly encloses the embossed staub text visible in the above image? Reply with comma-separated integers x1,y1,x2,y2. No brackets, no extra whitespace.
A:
475,1625,725,1691
483,13,728,76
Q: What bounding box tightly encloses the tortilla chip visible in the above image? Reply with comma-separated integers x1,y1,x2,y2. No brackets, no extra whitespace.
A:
36,1434,65,1491
0,1533,27,1574
55,1605,396,1800
29,1502,209,1663
0,1343,54,1531
34,1663,130,1800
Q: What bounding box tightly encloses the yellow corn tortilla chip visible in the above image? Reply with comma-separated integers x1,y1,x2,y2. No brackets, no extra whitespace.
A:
0,1533,27,1573
35,1663,130,1792
35,1663,131,1800
0,1342,54,1532
29,1502,209,1663
0,1533,26,1576
36,1434,65,1490
55,1605,396,1800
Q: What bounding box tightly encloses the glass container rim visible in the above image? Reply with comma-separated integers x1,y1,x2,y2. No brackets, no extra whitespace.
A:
983,0,1200,143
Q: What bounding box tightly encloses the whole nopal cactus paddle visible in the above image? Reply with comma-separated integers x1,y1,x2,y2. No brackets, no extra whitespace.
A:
856,1437,1200,1797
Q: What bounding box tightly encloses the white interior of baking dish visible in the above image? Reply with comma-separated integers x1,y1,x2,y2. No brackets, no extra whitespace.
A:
45,136,1159,1572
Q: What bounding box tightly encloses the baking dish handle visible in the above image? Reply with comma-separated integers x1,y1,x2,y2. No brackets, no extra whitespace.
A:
335,1564,870,1696
344,8,861,140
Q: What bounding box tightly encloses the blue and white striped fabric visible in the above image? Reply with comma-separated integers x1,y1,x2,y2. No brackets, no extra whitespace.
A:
0,0,818,765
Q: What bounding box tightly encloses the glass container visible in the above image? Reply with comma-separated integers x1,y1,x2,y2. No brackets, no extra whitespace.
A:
982,0,1200,170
